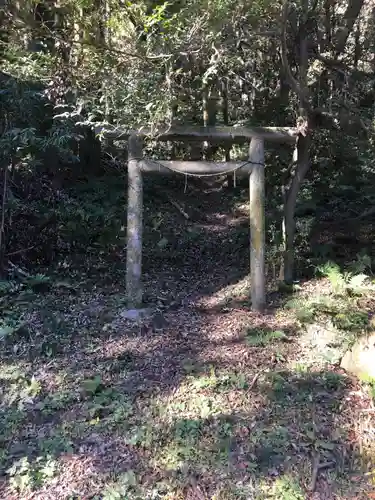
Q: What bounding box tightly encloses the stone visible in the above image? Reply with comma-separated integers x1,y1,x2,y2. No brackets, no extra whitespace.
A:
119,308,153,321
299,321,346,365
340,333,375,380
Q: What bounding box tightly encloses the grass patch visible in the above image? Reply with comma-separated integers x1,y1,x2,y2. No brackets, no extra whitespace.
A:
246,328,288,347
285,262,374,336
188,368,249,391
285,294,370,334
38,390,78,415
101,470,139,499
7,455,58,494
359,374,375,403
269,475,305,500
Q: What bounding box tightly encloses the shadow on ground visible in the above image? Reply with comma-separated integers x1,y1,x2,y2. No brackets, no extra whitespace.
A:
0,284,374,498
1,179,375,498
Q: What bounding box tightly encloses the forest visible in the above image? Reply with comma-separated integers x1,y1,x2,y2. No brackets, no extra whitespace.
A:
0,0,375,498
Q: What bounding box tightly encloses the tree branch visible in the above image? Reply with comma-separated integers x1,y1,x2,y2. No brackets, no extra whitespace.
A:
313,53,373,80
333,0,365,55
280,1,310,110
4,3,174,62
280,0,368,136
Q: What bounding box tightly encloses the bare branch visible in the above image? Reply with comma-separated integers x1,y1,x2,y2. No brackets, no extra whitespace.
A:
308,0,320,15
313,53,373,79
68,38,173,61
280,1,310,110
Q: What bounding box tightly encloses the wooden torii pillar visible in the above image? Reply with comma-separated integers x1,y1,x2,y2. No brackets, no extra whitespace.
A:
96,125,297,312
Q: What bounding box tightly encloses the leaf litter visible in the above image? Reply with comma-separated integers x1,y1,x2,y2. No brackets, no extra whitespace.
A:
0,190,374,499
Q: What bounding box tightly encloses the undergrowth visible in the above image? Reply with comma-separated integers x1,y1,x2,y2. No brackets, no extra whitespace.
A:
285,259,375,344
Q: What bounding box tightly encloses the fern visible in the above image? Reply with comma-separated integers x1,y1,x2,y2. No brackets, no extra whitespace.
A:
246,330,287,347
349,253,372,275
318,262,374,295
317,262,346,294
0,280,20,296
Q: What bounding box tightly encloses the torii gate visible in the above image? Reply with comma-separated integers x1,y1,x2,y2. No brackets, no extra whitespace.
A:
96,125,297,312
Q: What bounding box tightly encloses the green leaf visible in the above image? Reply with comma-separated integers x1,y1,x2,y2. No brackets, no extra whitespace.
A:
82,376,103,395
157,237,168,248
0,325,17,340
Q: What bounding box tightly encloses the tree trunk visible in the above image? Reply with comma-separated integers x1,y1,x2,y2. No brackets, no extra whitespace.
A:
221,78,234,188
333,0,365,56
280,0,311,283
281,134,311,283
203,85,218,160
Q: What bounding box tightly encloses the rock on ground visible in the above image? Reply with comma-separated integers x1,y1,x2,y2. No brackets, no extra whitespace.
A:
340,333,375,379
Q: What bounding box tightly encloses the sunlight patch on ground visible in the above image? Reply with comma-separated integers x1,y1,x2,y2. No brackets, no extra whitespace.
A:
197,276,250,309
1,264,375,498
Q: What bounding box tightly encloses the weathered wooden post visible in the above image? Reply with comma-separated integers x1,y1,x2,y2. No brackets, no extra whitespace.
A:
249,138,265,312
96,124,297,313
126,134,143,308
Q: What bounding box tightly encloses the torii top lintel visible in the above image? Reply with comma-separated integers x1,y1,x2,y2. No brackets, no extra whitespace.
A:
95,125,298,144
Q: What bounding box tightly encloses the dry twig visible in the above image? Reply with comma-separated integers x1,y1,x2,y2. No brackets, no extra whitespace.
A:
248,369,265,391
310,454,336,492
166,197,190,220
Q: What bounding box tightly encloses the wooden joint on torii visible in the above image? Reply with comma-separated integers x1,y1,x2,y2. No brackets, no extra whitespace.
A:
96,124,298,313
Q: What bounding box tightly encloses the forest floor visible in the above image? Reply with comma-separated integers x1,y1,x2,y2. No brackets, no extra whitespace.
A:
0,182,375,500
